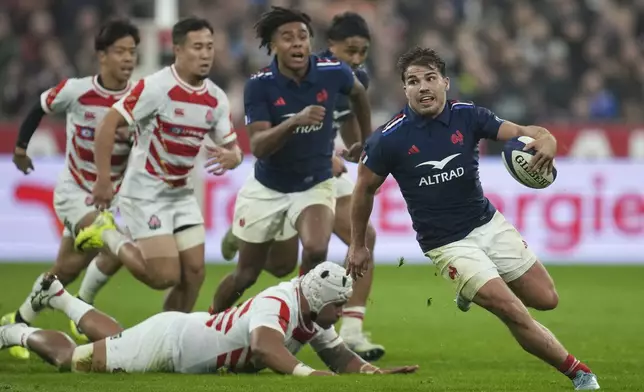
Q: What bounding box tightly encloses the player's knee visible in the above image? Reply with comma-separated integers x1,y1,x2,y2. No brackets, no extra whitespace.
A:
532,289,559,311
265,260,296,278
52,258,90,284
182,261,206,286
146,259,181,289
52,268,81,285
234,267,260,290
300,240,328,263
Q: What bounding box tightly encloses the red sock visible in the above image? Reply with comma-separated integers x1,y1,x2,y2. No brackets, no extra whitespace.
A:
558,354,592,379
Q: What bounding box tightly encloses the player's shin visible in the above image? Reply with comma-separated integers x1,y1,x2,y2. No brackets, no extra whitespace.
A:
472,279,593,378
163,227,206,312
297,205,334,273
77,254,120,304
14,273,46,325
212,241,270,312
342,225,375,328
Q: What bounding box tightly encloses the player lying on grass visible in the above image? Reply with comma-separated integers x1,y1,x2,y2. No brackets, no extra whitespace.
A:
0,262,417,376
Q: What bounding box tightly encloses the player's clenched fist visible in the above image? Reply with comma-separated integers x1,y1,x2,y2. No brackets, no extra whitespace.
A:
92,178,114,210
294,105,326,126
12,147,34,175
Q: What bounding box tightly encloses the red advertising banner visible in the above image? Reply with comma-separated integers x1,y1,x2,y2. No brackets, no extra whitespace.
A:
0,157,642,264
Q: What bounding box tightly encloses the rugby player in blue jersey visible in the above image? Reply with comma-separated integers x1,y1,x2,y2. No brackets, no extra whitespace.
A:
218,12,383,361
211,7,372,316
348,47,599,390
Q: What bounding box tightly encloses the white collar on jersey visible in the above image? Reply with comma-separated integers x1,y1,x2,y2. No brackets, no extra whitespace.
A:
170,64,207,93
92,75,131,97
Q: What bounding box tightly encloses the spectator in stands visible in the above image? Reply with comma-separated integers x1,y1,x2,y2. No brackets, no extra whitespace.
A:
1,0,643,125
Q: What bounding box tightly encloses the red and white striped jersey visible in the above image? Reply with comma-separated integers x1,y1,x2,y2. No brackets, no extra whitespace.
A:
175,279,342,374
40,76,133,193
113,65,236,200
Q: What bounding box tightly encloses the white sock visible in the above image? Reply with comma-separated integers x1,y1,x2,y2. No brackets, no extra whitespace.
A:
101,229,131,257
78,257,110,304
16,273,45,324
49,290,94,325
340,306,366,336
2,324,40,349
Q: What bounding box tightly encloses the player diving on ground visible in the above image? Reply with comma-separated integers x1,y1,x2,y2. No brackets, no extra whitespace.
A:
0,262,417,376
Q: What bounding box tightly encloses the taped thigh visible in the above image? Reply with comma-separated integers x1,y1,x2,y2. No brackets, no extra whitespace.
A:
174,225,206,252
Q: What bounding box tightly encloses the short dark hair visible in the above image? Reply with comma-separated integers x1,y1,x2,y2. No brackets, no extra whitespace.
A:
172,17,213,45
397,46,446,82
254,6,313,55
94,19,140,52
327,12,370,42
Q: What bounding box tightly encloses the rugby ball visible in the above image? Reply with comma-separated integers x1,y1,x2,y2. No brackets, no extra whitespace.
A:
501,136,557,189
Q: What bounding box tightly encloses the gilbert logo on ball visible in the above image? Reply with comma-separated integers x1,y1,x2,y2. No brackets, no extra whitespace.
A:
501,136,557,189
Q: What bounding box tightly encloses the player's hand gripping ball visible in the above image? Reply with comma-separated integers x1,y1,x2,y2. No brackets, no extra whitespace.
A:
502,136,557,189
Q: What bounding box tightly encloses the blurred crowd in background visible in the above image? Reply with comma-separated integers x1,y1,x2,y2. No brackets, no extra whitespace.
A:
1,0,644,127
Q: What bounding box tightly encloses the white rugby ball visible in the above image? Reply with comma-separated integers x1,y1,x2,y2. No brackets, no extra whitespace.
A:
501,136,557,189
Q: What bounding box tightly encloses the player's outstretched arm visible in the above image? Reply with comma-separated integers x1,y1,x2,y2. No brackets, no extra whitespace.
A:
316,342,418,374
347,161,386,279
250,327,334,376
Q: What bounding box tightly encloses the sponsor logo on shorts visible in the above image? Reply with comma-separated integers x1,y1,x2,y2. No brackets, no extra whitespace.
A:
148,215,161,230
109,332,122,340
448,265,458,280
238,218,245,228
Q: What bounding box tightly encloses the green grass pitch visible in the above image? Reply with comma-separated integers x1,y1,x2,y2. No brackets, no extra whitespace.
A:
0,263,643,391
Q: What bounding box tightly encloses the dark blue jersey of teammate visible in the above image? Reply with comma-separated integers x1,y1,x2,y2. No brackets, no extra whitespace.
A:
244,55,355,193
362,101,504,252
317,49,370,128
